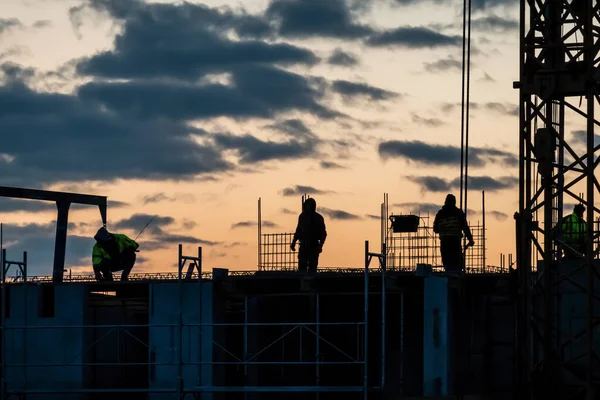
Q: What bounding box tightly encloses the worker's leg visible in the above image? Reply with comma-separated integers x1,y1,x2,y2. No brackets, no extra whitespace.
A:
103,268,114,281
93,265,103,281
120,252,136,281
440,238,451,269
308,251,319,273
298,247,308,272
441,238,461,272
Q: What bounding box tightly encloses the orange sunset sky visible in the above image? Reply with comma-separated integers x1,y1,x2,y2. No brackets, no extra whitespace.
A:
0,0,531,276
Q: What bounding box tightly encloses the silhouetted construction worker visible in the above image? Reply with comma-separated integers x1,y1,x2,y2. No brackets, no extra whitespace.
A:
433,194,474,272
92,227,139,281
559,204,587,259
290,198,327,273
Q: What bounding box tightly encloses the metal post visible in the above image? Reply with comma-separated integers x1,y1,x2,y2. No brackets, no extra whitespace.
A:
53,201,71,283
244,296,248,380
400,292,404,398
198,246,202,278
316,293,320,391
364,240,369,400
177,244,183,397
381,243,386,390
1,227,4,400
258,198,262,270
482,191,486,272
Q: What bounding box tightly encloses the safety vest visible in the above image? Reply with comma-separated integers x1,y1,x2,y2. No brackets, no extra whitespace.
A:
561,213,586,244
436,214,463,238
92,233,139,266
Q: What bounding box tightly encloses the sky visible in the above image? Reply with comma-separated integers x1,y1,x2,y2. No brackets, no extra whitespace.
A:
0,0,528,277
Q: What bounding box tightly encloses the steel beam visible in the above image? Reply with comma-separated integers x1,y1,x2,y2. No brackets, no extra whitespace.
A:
0,186,107,283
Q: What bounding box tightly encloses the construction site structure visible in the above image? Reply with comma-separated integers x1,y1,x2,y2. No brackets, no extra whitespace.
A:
515,0,600,399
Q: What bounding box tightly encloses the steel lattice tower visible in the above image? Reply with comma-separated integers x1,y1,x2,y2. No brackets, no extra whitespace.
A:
515,0,600,399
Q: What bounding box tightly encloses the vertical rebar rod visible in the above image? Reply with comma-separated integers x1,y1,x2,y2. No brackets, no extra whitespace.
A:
464,0,472,221
400,292,404,397
459,0,467,211
364,240,369,400
482,191,486,272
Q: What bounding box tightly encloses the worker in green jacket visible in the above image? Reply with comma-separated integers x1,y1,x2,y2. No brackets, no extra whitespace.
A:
92,227,139,281
560,204,587,259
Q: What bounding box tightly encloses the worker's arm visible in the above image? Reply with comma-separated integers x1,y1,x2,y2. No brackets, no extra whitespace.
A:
461,212,475,245
433,212,440,234
291,215,302,251
319,216,327,246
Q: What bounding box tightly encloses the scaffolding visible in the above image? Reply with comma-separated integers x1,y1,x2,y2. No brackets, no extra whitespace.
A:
0,243,377,399
381,193,489,273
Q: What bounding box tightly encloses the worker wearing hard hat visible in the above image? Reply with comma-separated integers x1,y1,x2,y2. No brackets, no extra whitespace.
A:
433,194,474,273
560,203,587,259
92,227,139,281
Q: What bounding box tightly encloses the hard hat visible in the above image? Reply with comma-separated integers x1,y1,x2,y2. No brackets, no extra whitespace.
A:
94,227,112,242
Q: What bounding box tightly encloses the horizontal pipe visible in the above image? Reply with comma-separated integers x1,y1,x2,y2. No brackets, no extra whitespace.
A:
5,361,365,367
5,386,369,395
2,321,365,329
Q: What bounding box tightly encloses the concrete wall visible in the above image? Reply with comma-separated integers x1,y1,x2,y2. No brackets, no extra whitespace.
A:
555,259,600,385
422,276,449,397
4,284,87,399
148,281,212,399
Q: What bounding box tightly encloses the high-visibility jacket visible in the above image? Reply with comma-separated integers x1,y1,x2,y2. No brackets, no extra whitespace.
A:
561,213,586,244
434,205,471,239
92,233,139,267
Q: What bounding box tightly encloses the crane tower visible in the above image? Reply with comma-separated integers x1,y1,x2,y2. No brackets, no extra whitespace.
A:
516,0,600,399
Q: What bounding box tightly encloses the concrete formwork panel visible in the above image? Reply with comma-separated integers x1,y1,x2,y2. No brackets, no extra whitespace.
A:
4,284,87,399
148,281,212,399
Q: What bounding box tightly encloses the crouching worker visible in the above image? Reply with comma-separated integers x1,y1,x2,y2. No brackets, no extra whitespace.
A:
92,227,139,281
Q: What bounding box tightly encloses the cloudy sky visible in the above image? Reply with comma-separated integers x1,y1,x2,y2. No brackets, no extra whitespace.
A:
0,0,523,276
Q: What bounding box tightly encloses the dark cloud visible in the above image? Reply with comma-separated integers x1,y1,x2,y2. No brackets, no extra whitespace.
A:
327,49,360,66
390,0,517,10
407,175,518,192
231,220,278,229
412,114,445,127
365,214,381,220
1,222,95,276
223,241,246,248
320,207,361,220
332,80,399,102
214,133,317,164
141,192,196,205
266,119,315,140
75,1,318,80
488,210,509,221
393,202,442,215
320,161,345,169
0,78,232,187
78,65,339,121
0,198,127,214
32,20,52,29
470,15,518,32
424,56,462,73
379,140,518,167
479,72,495,82
441,101,518,116
0,19,22,35
366,26,462,48
266,0,373,39
113,213,174,232
280,185,333,196
182,220,197,230
281,208,296,214
571,130,600,146
111,213,218,249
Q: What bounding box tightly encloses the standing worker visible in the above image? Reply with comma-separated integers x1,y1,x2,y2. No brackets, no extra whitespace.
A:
433,194,474,273
92,227,139,281
559,203,587,259
290,198,327,273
